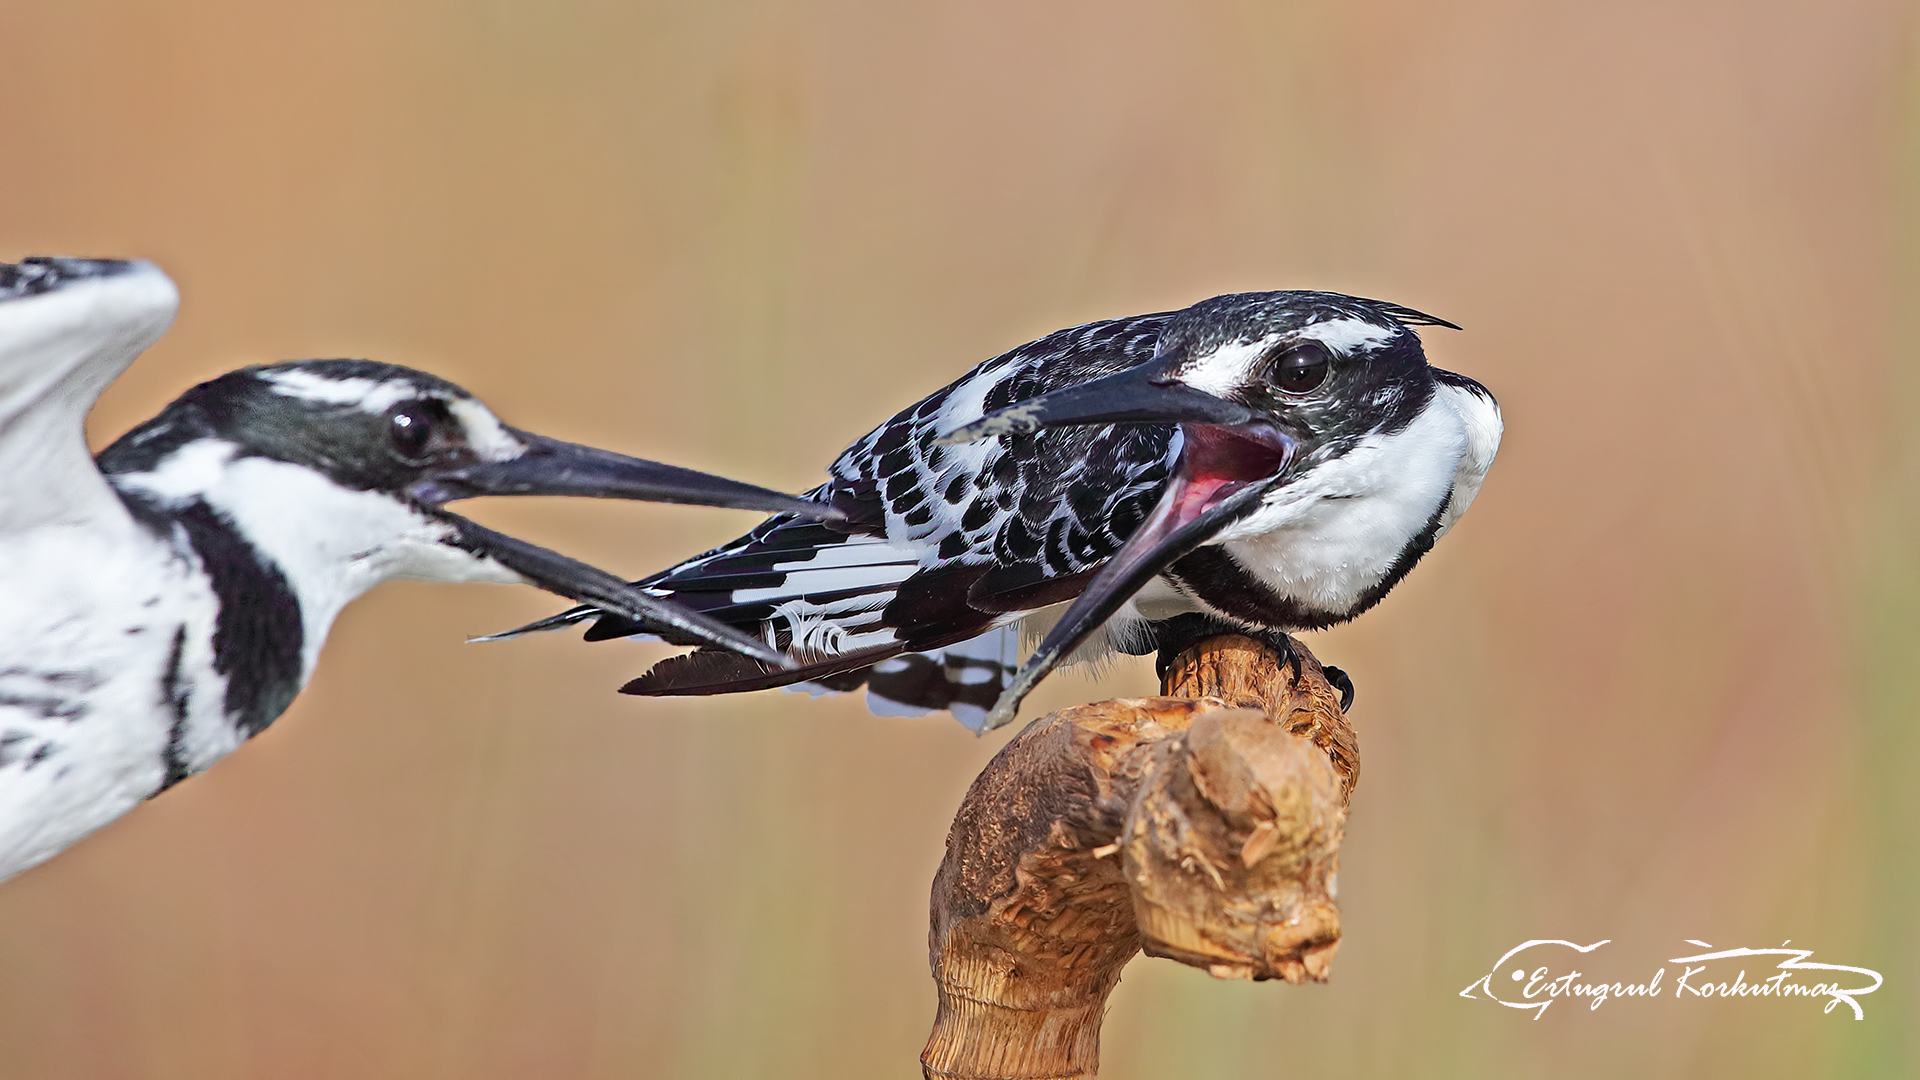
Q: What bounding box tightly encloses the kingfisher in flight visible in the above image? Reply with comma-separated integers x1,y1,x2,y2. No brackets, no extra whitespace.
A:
502,290,1501,731
0,256,830,880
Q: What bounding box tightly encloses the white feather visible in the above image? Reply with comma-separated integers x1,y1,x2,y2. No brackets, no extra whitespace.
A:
0,263,177,534
258,369,415,412
1218,395,1467,614
1432,380,1503,536
1297,317,1396,353
1179,338,1271,397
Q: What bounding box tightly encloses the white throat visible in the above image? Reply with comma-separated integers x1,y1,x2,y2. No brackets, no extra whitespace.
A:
1213,396,1467,615
113,444,520,677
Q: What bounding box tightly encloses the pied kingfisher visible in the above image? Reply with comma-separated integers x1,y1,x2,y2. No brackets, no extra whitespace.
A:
500,290,1501,731
0,256,830,880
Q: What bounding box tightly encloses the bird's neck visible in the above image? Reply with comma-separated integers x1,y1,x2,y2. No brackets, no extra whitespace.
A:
110,442,517,686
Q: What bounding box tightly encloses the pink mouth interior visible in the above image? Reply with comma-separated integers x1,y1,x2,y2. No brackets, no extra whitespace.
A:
1170,424,1292,522
980,420,1296,729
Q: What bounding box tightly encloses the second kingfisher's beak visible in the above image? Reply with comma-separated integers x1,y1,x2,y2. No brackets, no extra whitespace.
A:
422,507,790,667
408,430,839,521
404,432,830,669
936,362,1262,445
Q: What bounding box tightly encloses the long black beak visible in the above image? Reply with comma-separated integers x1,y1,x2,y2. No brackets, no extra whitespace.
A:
424,507,787,666
409,430,837,521
976,466,1286,731
937,362,1260,445
404,432,831,668
941,361,1303,730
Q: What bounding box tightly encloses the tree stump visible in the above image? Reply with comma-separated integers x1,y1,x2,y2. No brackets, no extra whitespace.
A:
922,635,1357,1080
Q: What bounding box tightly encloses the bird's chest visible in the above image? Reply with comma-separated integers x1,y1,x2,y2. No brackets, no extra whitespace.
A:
0,528,242,871
1206,407,1466,619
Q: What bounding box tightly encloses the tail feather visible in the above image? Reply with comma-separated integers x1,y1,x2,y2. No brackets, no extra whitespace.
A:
503,496,1026,729
622,642,900,697
860,627,1020,731
624,623,1022,733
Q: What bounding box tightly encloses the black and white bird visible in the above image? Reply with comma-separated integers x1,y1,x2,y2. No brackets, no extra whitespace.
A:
0,256,831,880
501,290,1501,731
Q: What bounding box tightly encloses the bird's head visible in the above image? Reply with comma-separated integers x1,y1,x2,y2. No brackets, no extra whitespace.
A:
943,291,1457,482
100,359,822,664
1150,291,1454,462
940,291,1462,729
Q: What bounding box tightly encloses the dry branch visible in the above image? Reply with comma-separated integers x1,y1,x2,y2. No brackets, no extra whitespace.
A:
922,635,1357,1080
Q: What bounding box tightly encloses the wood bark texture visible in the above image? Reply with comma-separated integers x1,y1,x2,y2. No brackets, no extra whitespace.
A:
922,635,1357,1080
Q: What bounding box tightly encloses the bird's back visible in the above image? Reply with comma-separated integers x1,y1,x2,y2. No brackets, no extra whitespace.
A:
571,312,1187,723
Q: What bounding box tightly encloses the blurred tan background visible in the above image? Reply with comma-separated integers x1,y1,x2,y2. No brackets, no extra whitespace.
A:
2,1,1917,1077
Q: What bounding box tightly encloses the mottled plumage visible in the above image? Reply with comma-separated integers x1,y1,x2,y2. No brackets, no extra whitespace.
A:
508,291,1502,730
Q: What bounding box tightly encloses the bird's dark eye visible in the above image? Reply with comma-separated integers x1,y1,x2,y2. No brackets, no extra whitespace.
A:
388,403,436,461
1274,342,1332,394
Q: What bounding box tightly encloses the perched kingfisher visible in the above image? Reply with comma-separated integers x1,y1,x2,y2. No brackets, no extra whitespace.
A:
501,290,1501,731
0,256,830,880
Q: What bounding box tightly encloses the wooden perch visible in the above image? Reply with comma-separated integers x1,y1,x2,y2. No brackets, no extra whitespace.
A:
922,635,1358,1080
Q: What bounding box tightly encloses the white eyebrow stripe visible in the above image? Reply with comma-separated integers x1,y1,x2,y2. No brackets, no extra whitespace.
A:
1178,338,1272,396
258,369,416,413
1177,317,1400,395
446,398,527,460
1298,317,1396,353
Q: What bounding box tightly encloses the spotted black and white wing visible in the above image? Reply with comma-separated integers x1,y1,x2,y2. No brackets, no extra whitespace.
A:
508,313,1183,727
0,259,178,533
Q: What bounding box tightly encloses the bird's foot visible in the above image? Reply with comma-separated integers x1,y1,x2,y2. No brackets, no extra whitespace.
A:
1151,615,1301,685
1150,617,1354,711
1152,614,1245,681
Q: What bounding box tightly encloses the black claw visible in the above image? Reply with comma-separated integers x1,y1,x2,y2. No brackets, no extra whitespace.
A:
1243,625,1304,687
1322,664,1355,713
1281,637,1304,686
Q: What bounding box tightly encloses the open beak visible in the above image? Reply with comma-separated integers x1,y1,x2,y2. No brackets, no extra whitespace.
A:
406,432,830,669
423,507,787,666
976,443,1290,729
945,364,1302,731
